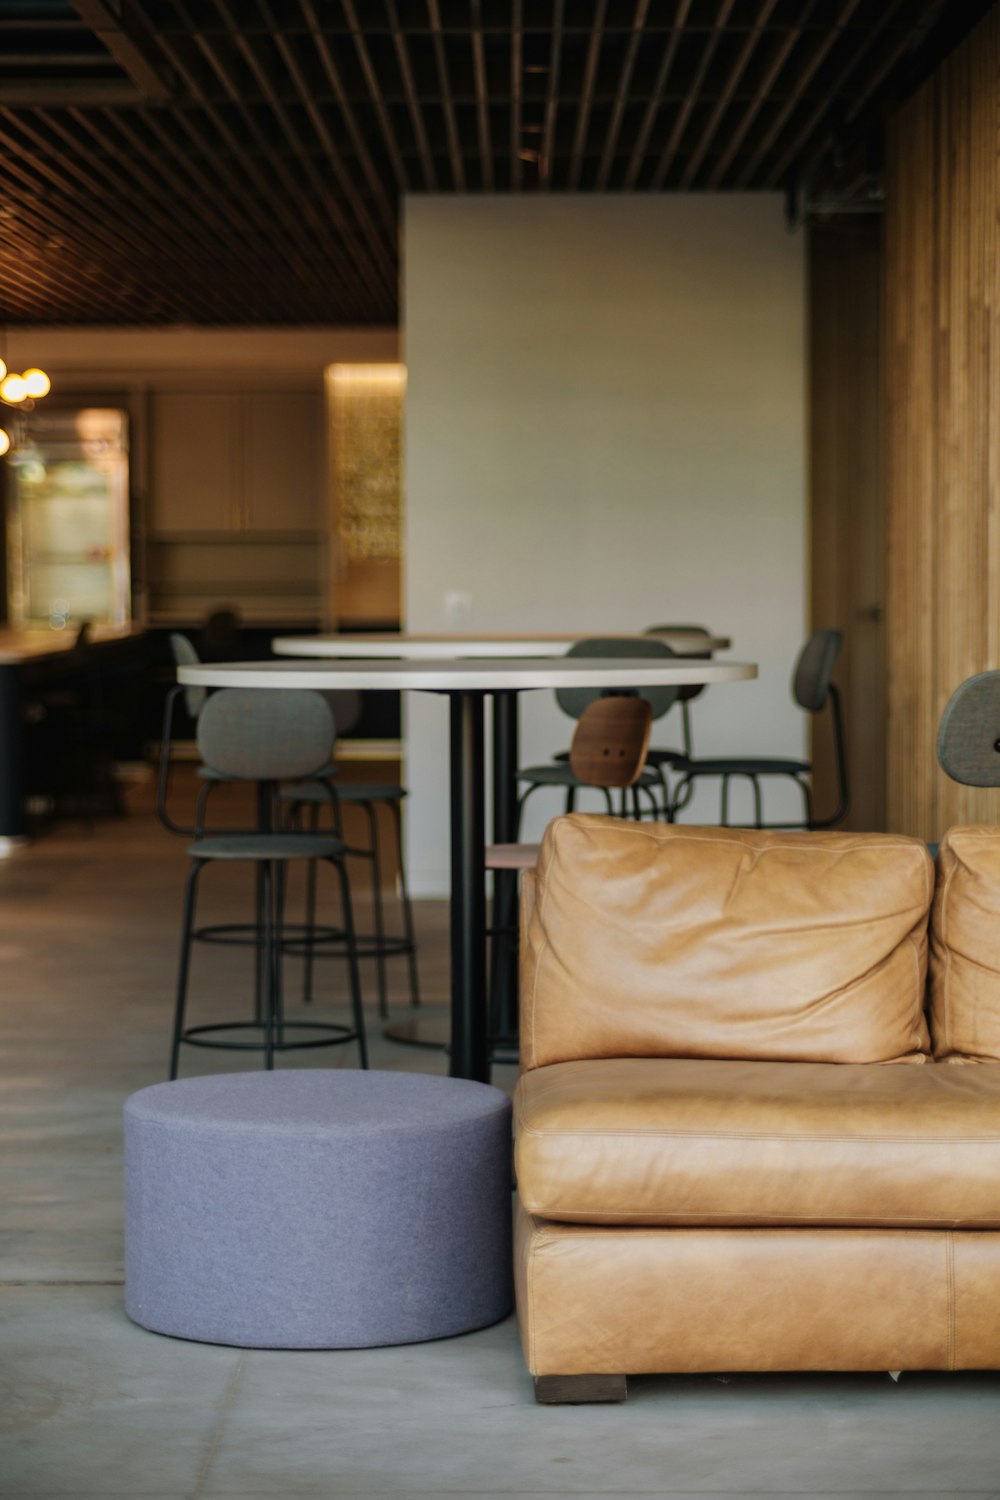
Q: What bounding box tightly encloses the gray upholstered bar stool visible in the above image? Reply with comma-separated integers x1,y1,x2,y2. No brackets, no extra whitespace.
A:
280,688,420,1021
125,1071,514,1349
170,688,367,1077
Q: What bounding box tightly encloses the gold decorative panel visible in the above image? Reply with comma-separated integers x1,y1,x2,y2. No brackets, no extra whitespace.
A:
328,364,404,626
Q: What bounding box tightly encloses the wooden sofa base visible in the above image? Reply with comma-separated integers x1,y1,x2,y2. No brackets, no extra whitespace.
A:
516,1200,1000,1388
534,1374,628,1404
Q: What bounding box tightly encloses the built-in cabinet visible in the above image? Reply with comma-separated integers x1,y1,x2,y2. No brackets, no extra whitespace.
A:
147,388,325,623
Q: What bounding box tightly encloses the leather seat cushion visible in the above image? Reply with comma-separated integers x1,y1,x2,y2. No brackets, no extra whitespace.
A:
520,817,933,1069
932,826,1000,1061
515,1057,1000,1228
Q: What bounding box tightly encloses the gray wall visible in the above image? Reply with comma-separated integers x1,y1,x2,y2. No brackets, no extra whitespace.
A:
404,195,805,894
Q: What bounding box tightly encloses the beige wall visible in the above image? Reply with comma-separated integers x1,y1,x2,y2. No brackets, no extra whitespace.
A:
403,196,805,894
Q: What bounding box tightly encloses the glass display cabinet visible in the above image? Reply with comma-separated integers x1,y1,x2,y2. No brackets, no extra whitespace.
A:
5,407,131,630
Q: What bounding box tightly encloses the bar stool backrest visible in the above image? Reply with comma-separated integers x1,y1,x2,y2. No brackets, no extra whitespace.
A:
198,688,334,781
569,697,653,789
937,670,1000,787
320,689,362,737
793,629,842,713
169,633,207,719
555,637,680,721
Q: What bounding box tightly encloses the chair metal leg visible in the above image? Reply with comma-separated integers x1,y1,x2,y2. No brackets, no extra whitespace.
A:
261,859,276,1070
302,801,320,1006
170,858,204,1080
330,856,368,1069
360,800,389,1020
751,775,763,829
721,775,731,826
390,800,421,1009
194,778,213,837
273,859,287,1049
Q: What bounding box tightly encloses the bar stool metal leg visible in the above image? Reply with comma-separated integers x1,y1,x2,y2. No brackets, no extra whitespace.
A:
170,858,204,1081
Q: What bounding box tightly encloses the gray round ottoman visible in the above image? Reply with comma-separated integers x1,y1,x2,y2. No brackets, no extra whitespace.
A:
124,1070,513,1348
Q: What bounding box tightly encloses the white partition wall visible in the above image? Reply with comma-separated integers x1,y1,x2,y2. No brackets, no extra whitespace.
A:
403,196,805,895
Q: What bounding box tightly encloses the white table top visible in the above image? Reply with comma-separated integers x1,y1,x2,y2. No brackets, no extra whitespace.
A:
178,657,757,692
272,631,731,659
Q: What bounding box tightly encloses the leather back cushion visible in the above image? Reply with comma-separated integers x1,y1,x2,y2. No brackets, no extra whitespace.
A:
931,827,1000,1061
520,816,933,1070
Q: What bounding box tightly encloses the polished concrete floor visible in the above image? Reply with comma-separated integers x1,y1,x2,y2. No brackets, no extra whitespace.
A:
3,792,1000,1498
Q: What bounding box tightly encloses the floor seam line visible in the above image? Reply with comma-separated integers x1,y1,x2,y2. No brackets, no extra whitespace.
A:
193,1348,245,1499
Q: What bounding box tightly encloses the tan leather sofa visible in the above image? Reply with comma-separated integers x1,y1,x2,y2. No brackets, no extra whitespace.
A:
514,816,1000,1404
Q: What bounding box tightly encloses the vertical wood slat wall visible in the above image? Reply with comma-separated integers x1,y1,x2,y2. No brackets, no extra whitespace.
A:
809,223,885,832
885,3,1000,839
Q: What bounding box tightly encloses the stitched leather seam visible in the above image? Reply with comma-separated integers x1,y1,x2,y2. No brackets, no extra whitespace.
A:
947,1230,956,1370
939,854,957,1056
529,1209,1000,1224
520,1124,1000,1142
565,818,929,858
530,1212,995,1224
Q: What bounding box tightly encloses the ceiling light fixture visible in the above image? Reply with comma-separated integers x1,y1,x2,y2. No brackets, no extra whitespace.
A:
0,356,52,455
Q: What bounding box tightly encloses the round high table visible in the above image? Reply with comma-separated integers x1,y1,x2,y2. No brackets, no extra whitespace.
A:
272,630,732,659
177,656,757,1083
272,634,733,1055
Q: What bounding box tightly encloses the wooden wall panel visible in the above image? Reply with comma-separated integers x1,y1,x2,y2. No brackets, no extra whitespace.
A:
885,2,1000,839
808,223,885,831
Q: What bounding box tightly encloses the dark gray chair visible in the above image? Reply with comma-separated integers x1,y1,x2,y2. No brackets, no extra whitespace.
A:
669,629,848,829
515,637,678,829
170,688,367,1078
643,623,714,768
937,670,1000,788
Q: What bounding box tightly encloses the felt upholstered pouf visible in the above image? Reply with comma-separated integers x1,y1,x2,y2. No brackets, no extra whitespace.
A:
124,1070,513,1349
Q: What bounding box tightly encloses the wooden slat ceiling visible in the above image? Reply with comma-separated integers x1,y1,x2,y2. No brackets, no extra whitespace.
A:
0,0,984,324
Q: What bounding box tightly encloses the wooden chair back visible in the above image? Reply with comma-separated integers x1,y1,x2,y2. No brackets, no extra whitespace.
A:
569,696,653,789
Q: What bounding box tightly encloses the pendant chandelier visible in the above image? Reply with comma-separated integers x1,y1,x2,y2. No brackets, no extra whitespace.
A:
0,360,52,456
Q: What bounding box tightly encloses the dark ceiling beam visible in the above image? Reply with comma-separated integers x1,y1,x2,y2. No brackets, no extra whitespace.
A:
341,0,410,193
735,0,866,187
567,0,606,191
775,1,943,190
22,128,238,320
0,82,144,105
510,0,523,190
386,0,437,191
298,0,399,242
190,7,378,316
705,0,821,187
539,0,563,190
147,23,357,319
80,107,292,312
262,1,399,287
470,0,494,191
679,0,778,188
66,0,174,100
0,205,131,320
0,252,124,320
426,0,465,191
595,0,649,191
221,0,392,307
0,114,229,321
651,0,736,188
621,0,691,191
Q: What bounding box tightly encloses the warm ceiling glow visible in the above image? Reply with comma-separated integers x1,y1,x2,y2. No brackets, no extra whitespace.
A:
0,429,11,457
328,363,406,387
